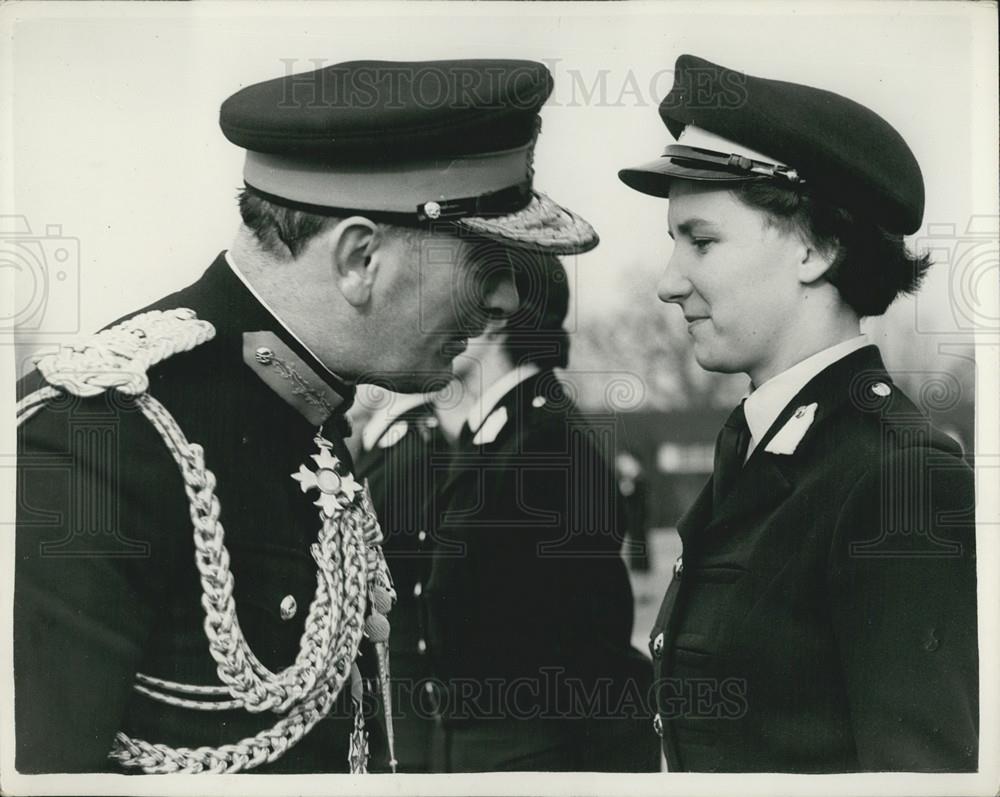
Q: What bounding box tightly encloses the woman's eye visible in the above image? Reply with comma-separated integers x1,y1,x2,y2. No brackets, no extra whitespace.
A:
692,238,714,253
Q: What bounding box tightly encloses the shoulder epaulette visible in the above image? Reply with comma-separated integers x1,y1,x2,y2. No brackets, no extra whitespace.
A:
34,308,216,398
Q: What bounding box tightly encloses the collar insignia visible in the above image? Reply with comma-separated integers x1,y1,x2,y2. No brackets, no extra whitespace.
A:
243,331,347,426
378,419,409,449
472,405,508,446
764,402,818,456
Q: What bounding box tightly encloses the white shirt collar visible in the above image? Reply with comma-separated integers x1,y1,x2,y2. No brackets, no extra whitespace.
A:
466,362,541,432
361,392,435,451
744,336,868,457
225,250,345,385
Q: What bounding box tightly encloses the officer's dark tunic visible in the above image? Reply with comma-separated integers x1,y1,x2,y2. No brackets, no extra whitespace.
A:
15,254,384,773
354,401,450,772
427,369,660,772
649,346,978,772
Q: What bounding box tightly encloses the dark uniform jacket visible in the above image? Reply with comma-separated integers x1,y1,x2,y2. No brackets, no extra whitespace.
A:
354,401,451,772
426,369,659,772
15,253,384,773
650,346,978,772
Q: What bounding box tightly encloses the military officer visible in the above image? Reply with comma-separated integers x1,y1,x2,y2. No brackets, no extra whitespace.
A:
14,58,597,774
354,389,452,772
426,252,660,772
619,55,978,772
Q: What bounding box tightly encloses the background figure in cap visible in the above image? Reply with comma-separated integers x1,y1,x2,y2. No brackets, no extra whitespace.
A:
353,390,452,773
425,252,660,773
14,59,595,774
620,55,977,772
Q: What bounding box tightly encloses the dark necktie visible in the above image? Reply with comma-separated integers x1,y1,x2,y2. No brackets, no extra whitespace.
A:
712,400,750,508
457,420,476,451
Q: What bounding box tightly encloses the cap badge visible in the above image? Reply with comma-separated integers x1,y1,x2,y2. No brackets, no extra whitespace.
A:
422,201,442,220
291,434,363,518
764,402,818,456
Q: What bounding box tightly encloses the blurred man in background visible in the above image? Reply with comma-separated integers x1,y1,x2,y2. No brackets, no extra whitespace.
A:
616,450,652,573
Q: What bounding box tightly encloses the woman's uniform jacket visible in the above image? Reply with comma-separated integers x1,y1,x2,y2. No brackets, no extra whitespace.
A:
650,345,978,772
426,368,659,772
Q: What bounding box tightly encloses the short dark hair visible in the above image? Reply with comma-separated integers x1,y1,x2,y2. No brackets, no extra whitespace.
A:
237,185,335,258
237,185,424,259
730,181,931,317
502,251,570,369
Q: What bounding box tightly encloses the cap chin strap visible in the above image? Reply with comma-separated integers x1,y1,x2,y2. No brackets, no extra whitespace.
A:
664,144,803,185
243,141,535,223
414,181,531,221
244,180,532,226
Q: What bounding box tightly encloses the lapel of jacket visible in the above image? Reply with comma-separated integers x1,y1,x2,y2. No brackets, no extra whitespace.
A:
440,370,553,496
354,401,437,479
693,345,889,544
675,479,713,550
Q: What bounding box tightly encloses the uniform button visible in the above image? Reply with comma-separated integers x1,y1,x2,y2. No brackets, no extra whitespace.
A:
413,582,423,597
425,416,439,429
279,594,297,620
652,632,664,659
254,346,274,365
417,639,427,654
871,381,891,397
417,531,427,543
531,395,546,408
673,555,684,578
425,682,435,695
653,713,664,738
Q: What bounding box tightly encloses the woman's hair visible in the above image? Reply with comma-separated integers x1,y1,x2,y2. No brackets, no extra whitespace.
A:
502,251,570,369
730,181,932,317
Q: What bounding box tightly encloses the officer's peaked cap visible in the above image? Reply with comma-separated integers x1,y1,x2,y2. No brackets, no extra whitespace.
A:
221,59,598,254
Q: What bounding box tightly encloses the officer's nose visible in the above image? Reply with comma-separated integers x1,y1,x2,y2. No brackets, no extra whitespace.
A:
657,246,692,305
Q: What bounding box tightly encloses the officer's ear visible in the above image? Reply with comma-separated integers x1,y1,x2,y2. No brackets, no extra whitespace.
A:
325,216,380,306
796,236,839,285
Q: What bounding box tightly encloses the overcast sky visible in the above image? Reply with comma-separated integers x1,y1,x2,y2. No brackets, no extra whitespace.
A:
3,1,997,376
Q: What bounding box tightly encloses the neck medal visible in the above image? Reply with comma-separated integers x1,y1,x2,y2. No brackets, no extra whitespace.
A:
292,435,363,517
292,432,399,773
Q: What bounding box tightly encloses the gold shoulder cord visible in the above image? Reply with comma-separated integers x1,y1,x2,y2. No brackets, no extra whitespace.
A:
16,309,397,774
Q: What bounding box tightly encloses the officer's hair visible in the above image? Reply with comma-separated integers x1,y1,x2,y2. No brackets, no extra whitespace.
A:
502,252,570,369
237,186,420,259
731,182,932,317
